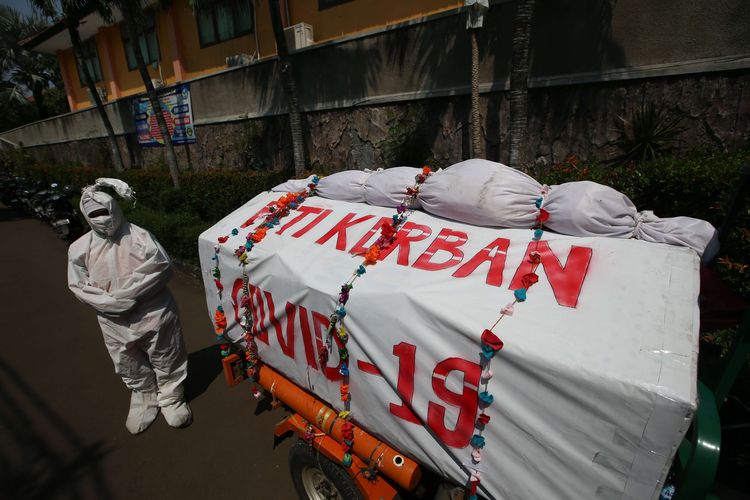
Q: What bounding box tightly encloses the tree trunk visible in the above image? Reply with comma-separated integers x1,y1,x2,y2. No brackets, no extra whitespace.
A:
269,0,306,178
470,29,481,158
32,83,45,119
68,24,125,172
508,0,534,169
123,16,180,188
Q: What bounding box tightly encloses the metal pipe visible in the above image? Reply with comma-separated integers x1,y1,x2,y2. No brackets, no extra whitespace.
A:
255,363,422,491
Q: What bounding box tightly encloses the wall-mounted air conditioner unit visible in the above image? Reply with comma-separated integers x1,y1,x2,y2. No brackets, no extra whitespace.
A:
284,23,314,51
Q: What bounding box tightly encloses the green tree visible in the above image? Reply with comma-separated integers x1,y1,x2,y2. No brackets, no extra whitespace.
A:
29,0,125,171
0,6,64,120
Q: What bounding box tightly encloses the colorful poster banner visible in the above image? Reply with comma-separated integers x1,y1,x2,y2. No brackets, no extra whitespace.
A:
133,83,196,146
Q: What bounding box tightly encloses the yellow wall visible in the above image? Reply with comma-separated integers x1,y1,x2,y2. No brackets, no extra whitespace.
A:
61,14,179,106
110,13,177,98
62,0,461,109
288,0,462,42
171,0,277,80
59,49,89,109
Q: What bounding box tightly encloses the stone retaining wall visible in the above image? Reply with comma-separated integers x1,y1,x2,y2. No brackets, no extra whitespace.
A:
19,69,748,172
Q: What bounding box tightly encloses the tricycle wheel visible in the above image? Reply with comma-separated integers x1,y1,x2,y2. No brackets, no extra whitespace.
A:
289,441,363,500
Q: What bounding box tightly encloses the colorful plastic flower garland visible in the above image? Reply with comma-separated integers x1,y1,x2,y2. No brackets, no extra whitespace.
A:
211,177,321,393
320,166,433,468
466,185,550,500
209,171,554,496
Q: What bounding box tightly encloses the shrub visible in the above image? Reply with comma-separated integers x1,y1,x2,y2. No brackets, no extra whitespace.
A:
10,161,287,266
13,164,285,221
611,103,684,164
124,205,209,264
537,150,750,299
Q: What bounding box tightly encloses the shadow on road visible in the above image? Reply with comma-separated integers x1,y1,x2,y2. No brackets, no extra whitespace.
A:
0,357,112,500
184,345,223,403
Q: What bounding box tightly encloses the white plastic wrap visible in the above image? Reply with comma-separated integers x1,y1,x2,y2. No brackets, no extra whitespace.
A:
364,166,423,207
272,175,315,192
544,181,718,259
543,181,637,237
419,159,542,228
199,193,699,500
316,169,373,202
632,212,719,262
271,162,717,260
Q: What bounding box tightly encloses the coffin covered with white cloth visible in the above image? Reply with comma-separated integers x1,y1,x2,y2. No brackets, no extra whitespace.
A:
199,162,706,499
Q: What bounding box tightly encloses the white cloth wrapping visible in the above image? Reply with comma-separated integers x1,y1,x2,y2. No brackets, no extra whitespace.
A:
270,159,718,258
94,177,136,202
544,181,718,259
633,211,719,262
316,169,373,202
543,181,638,238
419,159,542,227
364,166,423,208
68,188,187,407
272,175,315,192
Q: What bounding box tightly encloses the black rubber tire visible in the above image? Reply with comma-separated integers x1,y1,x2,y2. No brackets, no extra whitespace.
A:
289,440,364,500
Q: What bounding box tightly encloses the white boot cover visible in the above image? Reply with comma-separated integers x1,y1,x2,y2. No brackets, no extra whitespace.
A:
162,400,192,428
126,390,159,434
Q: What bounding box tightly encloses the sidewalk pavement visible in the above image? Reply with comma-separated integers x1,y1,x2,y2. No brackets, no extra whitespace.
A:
0,207,296,499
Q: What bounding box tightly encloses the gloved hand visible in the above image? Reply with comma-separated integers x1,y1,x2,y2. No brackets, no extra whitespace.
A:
81,285,137,315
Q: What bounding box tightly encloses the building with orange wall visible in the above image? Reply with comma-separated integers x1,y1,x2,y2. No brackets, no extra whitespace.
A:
22,0,462,111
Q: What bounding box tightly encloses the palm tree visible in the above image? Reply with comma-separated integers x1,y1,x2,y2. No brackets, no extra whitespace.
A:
30,0,125,171
0,7,31,106
508,0,534,168
0,7,64,119
465,0,489,159
268,0,305,177
112,0,181,188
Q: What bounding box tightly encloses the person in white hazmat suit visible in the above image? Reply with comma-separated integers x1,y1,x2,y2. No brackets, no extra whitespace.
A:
67,178,192,434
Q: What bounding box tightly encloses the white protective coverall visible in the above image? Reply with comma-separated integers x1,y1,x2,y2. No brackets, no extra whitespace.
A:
67,179,191,434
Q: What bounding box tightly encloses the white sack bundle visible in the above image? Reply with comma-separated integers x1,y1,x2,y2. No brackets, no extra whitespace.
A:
316,169,372,202
364,166,423,208
544,181,718,259
272,175,315,192
419,159,542,227
633,212,719,261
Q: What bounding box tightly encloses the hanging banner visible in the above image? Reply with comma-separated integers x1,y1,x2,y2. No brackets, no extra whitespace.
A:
133,83,196,146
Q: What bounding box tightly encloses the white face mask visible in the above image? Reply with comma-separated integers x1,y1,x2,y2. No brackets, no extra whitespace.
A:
80,191,124,238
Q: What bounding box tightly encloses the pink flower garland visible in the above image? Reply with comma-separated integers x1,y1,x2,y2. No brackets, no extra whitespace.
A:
321,166,433,468
466,184,549,500
211,177,320,398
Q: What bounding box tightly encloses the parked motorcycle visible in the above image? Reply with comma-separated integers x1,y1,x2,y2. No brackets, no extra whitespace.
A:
40,183,84,242
19,179,44,216
2,175,84,242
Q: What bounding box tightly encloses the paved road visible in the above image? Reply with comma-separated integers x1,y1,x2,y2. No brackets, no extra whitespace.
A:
0,207,296,499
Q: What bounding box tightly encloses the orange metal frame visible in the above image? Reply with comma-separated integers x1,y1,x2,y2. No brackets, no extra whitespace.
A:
222,354,421,499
